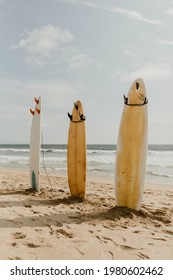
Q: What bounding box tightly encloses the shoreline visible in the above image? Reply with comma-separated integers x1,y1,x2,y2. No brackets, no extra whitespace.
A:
0,168,173,260
0,164,173,187
0,167,172,195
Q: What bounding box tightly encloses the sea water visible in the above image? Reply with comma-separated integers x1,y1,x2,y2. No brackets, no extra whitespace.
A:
0,144,173,185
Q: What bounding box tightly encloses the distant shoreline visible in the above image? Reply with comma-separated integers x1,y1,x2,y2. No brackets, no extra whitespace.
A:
0,144,173,186
0,166,172,187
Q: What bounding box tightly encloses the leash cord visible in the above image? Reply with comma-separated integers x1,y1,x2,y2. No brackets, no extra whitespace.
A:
41,131,53,188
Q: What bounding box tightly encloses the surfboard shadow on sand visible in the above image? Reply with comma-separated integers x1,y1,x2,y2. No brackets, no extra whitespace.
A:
0,192,171,229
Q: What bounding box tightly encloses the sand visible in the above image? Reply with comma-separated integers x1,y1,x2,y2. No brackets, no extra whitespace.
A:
0,169,172,260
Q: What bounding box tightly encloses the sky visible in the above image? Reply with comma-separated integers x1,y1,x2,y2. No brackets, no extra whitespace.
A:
1,0,173,144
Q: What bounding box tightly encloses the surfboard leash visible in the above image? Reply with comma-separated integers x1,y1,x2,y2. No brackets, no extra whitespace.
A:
124,95,148,106
67,112,86,123
41,131,53,188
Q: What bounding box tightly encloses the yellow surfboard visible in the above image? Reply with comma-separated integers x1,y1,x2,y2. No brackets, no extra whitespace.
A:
67,100,86,199
115,78,148,210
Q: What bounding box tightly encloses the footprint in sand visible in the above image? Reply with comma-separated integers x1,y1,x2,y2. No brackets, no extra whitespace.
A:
9,257,23,260
26,243,41,248
13,232,26,239
121,245,149,260
121,245,136,251
109,251,114,259
25,204,32,208
152,237,167,242
138,252,150,260
47,220,62,227
96,235,118,246
56,228,73,238
48,225,73,238
154,223,162,228
96,235,106,244
32,210,39,214
103,236,119,247
164,230,173,235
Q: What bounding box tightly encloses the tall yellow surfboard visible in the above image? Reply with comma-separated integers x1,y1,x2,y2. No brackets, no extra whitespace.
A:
115,78,148,210
67,100,86,199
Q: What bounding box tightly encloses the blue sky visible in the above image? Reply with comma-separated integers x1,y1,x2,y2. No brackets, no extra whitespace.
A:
1,0,173,144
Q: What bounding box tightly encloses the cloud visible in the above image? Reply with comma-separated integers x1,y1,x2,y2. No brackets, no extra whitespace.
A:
0,78,85,109
55,0,75,3
55,0,98,8
68,53,93,69
81,1,98,8
15,25,73,54
120,63,172,82
55,0,162,26
12,25,74,65
123,45,137,56
164,0,173,15
165,8,173,15
108,6,162,25
12,24,93,69
158,38,173,46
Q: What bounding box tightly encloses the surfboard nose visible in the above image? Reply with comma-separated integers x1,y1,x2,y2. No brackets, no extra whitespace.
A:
127,78,147,105
134,78,144,89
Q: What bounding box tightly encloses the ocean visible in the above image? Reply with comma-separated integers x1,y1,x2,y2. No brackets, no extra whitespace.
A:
0,144,173,185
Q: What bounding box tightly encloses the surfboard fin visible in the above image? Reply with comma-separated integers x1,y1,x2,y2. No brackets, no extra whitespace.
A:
30,109,35,115
79,113,86,121
68,112,73,121
31,171,37,191
35,97,39,104
124,95,128,105
74,102,78,110
144,97,148,104
136,82,140,90
36,108,40,114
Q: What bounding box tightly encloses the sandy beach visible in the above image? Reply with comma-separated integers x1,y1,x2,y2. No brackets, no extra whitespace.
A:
0,168,172,260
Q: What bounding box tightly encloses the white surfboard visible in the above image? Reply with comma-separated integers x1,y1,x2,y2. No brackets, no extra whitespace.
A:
115,78,148,210
29,96,41,191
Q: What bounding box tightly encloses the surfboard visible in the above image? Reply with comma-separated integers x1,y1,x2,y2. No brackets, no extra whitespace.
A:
115,78,148,210
29,96,41,191
67,100,86,199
